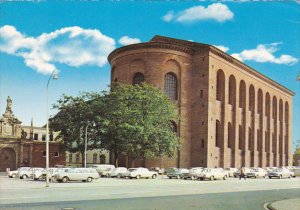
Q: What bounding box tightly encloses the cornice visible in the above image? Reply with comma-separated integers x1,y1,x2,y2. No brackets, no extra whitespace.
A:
208,46,295,96
108,42,194,63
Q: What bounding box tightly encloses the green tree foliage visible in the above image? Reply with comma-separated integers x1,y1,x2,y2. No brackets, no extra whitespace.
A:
50,83,180,167
100,83,180,166
50,92,103,166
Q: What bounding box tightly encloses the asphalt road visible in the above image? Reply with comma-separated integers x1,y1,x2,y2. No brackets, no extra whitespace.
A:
0,174,299,210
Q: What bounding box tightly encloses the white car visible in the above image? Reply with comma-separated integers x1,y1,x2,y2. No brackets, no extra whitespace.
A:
182,167,203,180
198,168,228,181
268,168,294,179
100,167,115,177
233,168,251,178
92,164,115,176
54,168,99,183
7,167,30,178
30,168,44,179
246,168,267,178
224,168,238,177
20,168,43,179
109,167,127,178
123,168,158,179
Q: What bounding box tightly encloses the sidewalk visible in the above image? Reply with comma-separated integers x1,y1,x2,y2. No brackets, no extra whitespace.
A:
267,198,300,210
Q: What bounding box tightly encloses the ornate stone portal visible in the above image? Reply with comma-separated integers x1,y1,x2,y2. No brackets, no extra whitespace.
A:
0,96,65,171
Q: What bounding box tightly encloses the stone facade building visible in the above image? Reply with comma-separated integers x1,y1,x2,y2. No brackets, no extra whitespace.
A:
108,35,294,169
0,97,65,172
66,150,110,167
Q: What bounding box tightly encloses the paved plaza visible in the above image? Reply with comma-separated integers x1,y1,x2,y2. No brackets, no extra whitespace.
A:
0,173,299,209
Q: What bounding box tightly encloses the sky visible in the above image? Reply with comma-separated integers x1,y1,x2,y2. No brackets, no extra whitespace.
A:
0,1,299,149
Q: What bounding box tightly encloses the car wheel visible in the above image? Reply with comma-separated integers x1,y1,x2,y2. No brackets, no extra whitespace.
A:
152,174,157,179
136,175,141,179
34,178,38,181
210,176,214,181
22,175,27,179
168,176,172,179
62,177,68,183
269,176,272,179
87,177,93,182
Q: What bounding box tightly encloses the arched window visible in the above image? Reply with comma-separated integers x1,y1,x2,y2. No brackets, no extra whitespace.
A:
69,154,73,163
216,120,221,147
132,72,145,85
93,153,97,164
100,155,106,164
76,153,80,164
170,121,177,133
216,70,225,101
164,73,178,101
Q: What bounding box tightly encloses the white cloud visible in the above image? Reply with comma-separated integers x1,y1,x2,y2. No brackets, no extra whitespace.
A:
118,36,141,46
163,3,234,23
162,11,175,22
0,25,116,74
214,45,229,52
231,43,298,65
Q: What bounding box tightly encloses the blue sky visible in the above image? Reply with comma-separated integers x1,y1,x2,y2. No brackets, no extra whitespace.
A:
0,1,299,149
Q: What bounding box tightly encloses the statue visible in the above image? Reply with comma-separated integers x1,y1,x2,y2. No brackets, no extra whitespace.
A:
6,96,12,112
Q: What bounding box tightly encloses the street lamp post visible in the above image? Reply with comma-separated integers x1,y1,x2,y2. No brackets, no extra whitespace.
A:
85,122,96,168
46,70,58,187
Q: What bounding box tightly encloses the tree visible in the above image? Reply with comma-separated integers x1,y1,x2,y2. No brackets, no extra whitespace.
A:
50,92,103,166
100,83,180,167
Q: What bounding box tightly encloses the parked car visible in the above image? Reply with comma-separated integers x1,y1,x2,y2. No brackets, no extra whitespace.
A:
54,168,99,183
123,167,158,179
166,168,189,179
92,164,115,176
100,167,116,177
246,168,267,178
7,167,30,178
233,168,251,178
108,167,127,178
224,168,238,177
150,167,165,175
29,168,44,179
33,168,70,181
182,167,203,180
268,168,293,179
19,168,44,179
198,168,228,181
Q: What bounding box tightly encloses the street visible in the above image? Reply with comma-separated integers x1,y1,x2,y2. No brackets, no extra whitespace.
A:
0,173,299,209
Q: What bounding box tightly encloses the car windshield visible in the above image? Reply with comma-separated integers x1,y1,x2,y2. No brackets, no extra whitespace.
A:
273,169,282,172
128,168,136,172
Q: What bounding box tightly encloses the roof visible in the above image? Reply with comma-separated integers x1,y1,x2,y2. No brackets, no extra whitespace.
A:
108,35,295,96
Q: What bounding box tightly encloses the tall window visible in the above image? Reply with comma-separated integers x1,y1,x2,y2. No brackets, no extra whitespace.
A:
100,155,106,164
76,153,80,164
34,133,38,140
164,73,178,101
132,72,145,85
93,153,97,164
216,120,220,147
69,154,73,163
42,134,46,141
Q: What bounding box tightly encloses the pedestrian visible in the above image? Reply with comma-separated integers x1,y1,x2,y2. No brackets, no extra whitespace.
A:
239,167,246,180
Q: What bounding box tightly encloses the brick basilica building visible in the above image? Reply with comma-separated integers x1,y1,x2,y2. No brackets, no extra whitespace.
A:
0,97,65,172
108,35,294,169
